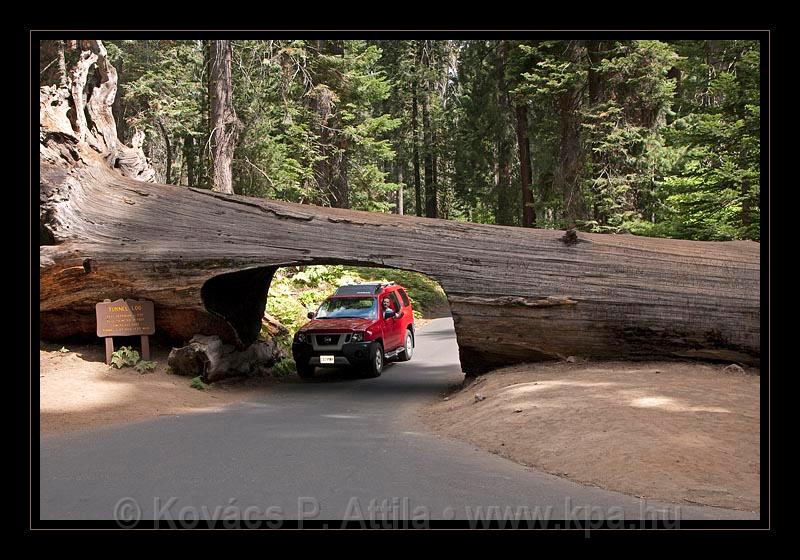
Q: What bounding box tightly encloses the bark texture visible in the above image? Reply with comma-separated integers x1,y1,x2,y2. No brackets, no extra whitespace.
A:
553,40,588,225
40,41,761,375
311,40,349,208
209,40,240,194
516,103,535,228
167,335,286,382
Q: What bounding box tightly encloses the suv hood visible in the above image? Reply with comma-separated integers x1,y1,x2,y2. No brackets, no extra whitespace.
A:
300,317,375,332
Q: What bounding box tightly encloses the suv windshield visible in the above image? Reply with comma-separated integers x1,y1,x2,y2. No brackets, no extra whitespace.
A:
316,297,377,319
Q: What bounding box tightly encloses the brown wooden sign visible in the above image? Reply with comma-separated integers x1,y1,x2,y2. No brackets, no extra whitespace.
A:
96,299,155,364
96,299,155,336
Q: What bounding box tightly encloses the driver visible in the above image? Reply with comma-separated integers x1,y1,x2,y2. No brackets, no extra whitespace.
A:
382,297,396,318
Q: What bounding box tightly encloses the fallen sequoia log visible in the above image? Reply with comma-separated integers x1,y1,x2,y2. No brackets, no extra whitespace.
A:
167,335,286,383
39,40,760,376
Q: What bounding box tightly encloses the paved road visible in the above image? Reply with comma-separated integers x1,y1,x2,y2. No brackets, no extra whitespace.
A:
40,318,757,525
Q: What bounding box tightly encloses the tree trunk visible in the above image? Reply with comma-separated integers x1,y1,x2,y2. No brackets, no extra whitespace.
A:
516,103,535,228
40,40,66,87
209,40,239,194
57,41,67,86
311,40,349,209
495,41,514,226
741,178,751,231
553,40,588,226
422,44,437,219
40,39,154,182
157,119,172,185
397,160,404,215
39,41,761,376
587,40,608,107
411,65,423,217
183,134,197,187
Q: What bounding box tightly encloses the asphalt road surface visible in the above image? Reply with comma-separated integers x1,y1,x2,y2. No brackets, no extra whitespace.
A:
40,318,757,525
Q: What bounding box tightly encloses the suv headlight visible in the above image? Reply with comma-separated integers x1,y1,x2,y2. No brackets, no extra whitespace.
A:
295,332,307,343
351,332,364,342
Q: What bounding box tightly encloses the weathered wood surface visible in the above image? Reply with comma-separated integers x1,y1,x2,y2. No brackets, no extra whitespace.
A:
40,148,760,373
167,335,286,382
39,40,760,375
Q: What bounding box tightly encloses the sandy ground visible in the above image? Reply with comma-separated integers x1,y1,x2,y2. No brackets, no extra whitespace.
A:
39,341,273,436
420,360,760,512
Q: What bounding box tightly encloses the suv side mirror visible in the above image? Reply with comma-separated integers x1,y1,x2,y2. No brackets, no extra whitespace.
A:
307,311,316,319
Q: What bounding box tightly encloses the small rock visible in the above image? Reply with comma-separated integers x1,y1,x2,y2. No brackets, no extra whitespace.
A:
723,363,746,375
474,394,486,403
654,370,661,374
513,408,523,413
443,396,450,401
565,356,576,363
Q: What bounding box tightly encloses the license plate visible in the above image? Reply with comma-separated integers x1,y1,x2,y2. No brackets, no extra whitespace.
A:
320,355,335,364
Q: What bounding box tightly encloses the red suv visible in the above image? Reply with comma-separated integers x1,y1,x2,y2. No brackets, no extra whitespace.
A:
291,282,415,379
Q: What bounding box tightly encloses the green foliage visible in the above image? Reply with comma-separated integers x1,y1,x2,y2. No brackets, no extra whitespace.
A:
271,358,297,377
579,41,679,233
134,360,158,374
105,40,206,184
656,40,760,240
107,39,759,242
190,376,208,390
110,346,140,369
109,346,158,374
345,267,447,317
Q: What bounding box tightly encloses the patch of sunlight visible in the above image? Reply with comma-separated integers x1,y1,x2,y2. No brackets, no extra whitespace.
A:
177,406,225,414
499,379,618,397
629,396,730,414
40,382,136,413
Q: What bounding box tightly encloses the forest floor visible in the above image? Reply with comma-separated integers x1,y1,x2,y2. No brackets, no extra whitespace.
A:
420,360,760,512
39,341,274,436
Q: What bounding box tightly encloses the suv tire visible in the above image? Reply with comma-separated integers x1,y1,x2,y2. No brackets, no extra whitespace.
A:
364,342,384,378
397,329,414,362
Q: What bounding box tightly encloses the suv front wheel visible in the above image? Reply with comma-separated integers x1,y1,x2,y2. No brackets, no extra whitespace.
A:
364,342,384,378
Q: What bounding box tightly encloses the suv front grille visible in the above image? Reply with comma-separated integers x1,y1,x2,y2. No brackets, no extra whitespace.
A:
316,334,341,346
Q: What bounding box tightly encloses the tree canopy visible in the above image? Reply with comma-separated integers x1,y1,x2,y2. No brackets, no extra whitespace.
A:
91,38,760,241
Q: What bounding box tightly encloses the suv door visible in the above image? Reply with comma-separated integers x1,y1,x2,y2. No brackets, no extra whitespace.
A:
383,290,404,350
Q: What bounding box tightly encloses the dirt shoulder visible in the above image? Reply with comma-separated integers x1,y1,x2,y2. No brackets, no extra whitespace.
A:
419,360,760,512
39,341,273,436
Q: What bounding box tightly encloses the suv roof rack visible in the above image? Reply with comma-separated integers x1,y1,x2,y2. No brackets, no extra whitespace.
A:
334,282,396,296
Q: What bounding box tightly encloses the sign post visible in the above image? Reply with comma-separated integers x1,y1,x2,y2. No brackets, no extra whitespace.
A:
95,299,156,365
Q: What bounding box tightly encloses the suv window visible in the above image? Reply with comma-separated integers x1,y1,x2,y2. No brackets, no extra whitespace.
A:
398,288,410,307
388,291,401,311
317,297,377,319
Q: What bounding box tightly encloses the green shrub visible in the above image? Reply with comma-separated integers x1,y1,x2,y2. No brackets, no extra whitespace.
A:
110,346,140,369
271,358,297,377
190,376,208,390
109,345,157,374
134,360,157,374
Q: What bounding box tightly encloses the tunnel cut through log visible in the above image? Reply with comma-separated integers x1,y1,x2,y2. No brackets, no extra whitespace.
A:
40,152,760,375
39,40,761,376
